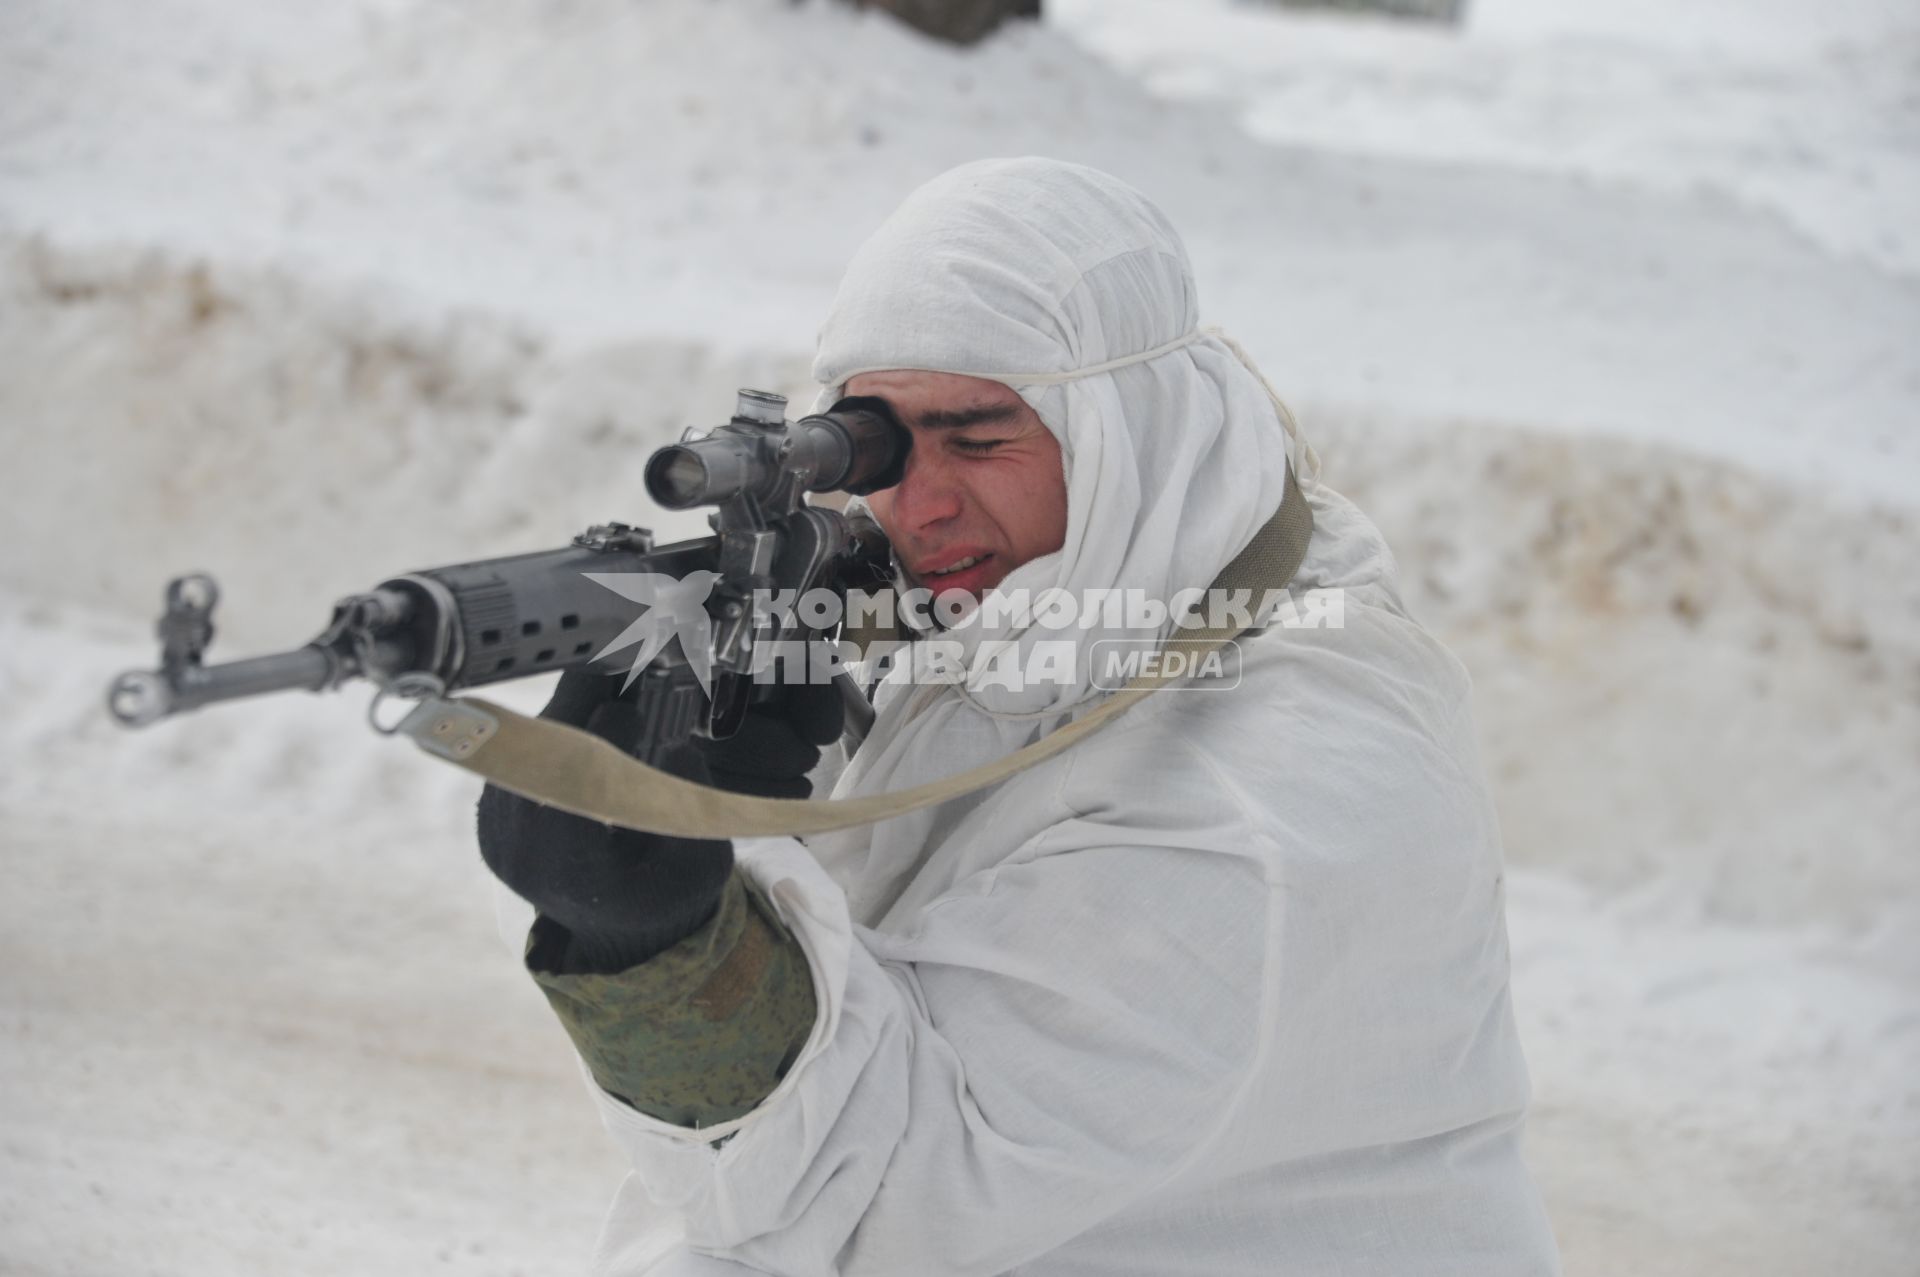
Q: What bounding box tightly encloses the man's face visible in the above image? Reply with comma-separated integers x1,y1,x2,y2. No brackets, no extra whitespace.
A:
848,370,1068,604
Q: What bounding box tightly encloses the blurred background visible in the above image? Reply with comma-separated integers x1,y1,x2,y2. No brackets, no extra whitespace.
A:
1,1,1914,1273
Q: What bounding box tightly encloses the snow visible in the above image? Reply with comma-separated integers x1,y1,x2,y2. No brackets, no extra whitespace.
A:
5,0,1918,504
1054,0,1920,280
1,0,1915,1273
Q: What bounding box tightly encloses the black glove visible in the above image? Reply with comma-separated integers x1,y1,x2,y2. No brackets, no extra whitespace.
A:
476,670,732,975
694,673,846,800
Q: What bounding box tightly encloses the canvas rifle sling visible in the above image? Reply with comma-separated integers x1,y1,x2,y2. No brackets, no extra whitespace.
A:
395,466,1312,838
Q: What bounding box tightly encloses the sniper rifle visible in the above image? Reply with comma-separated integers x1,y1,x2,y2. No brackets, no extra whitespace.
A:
104,389,908,762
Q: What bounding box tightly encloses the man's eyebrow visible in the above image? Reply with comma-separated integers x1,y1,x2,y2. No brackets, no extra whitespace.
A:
912,402,1023,431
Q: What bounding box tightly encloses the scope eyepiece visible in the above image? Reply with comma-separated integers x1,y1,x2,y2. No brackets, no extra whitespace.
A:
800,395,911,497
644,396,911,510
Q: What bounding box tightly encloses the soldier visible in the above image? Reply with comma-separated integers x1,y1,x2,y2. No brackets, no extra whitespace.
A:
479,158,1560,1275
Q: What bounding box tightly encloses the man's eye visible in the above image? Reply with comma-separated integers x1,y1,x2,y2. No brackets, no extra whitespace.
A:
951,437,1004,454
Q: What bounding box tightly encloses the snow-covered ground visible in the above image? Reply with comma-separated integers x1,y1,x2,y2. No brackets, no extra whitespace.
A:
2,1,1915,1273
1056,0,1920,280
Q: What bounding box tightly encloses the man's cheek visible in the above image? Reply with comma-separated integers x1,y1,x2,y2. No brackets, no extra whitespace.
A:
862,495,900,542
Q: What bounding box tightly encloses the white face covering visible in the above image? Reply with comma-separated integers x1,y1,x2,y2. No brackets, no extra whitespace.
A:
805,157,1312,920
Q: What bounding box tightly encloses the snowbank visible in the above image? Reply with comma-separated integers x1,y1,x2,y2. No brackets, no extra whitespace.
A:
0,234,806,631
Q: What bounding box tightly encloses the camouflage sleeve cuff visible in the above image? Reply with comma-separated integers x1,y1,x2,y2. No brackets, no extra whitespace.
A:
526,872,818,1129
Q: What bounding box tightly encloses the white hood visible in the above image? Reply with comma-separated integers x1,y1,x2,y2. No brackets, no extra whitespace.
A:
809,158,1312,917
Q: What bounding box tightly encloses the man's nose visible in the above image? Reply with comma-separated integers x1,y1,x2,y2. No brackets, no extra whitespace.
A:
886,447,963,531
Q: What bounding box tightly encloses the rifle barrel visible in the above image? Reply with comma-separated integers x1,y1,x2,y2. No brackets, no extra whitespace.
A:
107,646,340,727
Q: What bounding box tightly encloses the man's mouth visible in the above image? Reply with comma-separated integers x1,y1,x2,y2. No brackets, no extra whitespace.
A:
929,554,986,577
911,551,996,594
